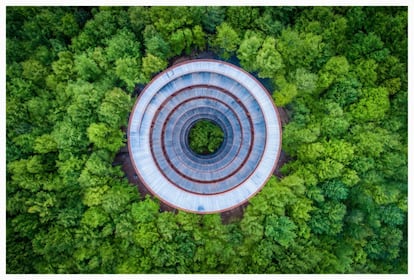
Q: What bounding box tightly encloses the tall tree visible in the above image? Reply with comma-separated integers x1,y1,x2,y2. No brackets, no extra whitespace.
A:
212,22,240,60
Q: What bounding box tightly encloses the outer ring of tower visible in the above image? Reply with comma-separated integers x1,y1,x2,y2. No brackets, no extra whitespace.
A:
128,59,282,213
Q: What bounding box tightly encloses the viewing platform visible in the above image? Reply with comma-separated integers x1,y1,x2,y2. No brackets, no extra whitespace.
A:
128,59,282,213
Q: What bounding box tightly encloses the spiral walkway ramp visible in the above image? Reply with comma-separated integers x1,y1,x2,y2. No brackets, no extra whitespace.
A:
128,59,282,213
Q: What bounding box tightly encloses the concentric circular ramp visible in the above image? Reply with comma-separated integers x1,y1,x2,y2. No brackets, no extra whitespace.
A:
128,59,282,213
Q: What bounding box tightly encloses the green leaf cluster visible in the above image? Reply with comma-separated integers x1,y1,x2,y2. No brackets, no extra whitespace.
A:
188,120,224,155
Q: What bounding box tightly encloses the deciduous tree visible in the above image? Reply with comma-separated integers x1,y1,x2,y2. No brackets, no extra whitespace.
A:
212,22,240,60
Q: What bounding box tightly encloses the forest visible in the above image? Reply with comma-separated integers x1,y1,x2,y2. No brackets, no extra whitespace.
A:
6,6,407,273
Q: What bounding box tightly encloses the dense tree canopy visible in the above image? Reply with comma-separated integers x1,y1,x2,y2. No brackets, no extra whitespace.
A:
188,120,224,155
6,6,407,273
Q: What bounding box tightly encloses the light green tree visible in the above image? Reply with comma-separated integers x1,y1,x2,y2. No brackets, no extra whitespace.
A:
212,22,240,59
87,122,124,152
256,37,284,78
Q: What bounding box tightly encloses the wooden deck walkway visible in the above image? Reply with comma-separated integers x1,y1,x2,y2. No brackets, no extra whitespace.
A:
128,60,281,213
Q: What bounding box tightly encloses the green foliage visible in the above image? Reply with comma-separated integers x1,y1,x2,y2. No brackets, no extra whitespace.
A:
294,68,318,94
144,31,170,60
212,22,240,60
237,31,264,72
169,29,186,56
310,201,347,235
168,27,196,56
87,122,124,152
6,6,407,274
350,87,390,122
128,7,150,34
51,51,75,82
21,59,48,85
265,216,297,247
81,207,110,228
98,88,132,128
141,54,168,82
317,56,350,90
256,37,284,79
33,134,58,154
193,6,225,33
276,28,323,70
115,57,142,90
192,25,206,51
188,120,224,155
226,7,260,32
105,28,140,62
74,53,102,82
273,75,298,106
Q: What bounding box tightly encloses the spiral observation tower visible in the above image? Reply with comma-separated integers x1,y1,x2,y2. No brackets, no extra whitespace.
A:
128,59,282,213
